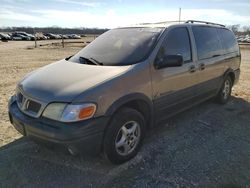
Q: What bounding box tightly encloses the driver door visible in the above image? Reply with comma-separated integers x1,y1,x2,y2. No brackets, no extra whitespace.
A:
151,27,199,123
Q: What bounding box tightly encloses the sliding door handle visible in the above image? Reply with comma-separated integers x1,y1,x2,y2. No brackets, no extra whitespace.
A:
199,63,205,70
189,65,196,73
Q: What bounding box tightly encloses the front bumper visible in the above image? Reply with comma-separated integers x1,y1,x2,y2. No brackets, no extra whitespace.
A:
8,99,110,155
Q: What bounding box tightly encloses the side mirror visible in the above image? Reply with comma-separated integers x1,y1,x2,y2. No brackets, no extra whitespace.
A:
155,55,183,69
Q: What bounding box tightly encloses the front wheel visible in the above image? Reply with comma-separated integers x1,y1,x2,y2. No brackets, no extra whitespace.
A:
216,76,232,104
103,108,146,164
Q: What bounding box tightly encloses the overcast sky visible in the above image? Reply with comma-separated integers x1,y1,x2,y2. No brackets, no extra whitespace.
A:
1,0,250,28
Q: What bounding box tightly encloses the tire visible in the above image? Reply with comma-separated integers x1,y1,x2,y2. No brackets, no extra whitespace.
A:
103,107,146,164
216,76,232,104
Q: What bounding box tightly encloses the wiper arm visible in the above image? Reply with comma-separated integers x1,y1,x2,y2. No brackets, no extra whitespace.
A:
79,56,102,65
65,55,73,61
89,57,103,65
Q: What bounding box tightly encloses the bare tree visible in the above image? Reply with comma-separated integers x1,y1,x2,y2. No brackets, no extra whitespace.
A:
242,26,250,35
227,24,240,34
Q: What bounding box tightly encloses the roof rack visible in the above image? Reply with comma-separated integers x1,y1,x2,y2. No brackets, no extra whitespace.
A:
138,20,186,25
185,20,225,27
130,20,225,28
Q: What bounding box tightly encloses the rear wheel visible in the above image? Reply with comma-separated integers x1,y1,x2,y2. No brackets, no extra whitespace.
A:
103,108,146,164
216,76,232,104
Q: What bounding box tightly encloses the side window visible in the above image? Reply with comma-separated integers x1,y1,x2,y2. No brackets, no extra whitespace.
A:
217,28,239,54
192,26,223,60
157,27,192,63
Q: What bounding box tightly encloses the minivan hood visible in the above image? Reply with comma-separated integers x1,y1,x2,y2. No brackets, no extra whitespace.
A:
19,60,131,102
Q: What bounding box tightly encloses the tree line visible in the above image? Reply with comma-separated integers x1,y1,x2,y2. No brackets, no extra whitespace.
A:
1,25,250,35
226,25,250,35
0,26,109,35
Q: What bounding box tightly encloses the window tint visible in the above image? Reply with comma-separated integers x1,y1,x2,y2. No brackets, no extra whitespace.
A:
217,28,238,54
70,28,162,66
157,27,192,63
192,26,223,60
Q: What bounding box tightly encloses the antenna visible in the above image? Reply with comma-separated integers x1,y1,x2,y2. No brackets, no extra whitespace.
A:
179,8,181,23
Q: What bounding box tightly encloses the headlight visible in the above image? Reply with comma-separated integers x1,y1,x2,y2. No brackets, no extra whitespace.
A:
61,103,96,122
42,103,96,122
42,103,66,121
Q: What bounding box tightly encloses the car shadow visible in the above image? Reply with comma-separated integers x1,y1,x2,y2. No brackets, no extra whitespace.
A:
1,96,250,188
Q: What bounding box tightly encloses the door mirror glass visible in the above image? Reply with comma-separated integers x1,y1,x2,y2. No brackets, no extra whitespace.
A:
155,55,183,69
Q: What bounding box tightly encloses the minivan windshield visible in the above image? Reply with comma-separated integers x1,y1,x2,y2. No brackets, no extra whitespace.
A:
69,27,163,66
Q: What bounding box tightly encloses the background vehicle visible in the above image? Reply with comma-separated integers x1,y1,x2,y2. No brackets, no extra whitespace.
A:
35,32,48,40
14,32,35,40
67,34,81,39
60,34,69,39
237,35,250,43
11,33,30,40
0,33,11,40
8,20,240,164
44,33,61,39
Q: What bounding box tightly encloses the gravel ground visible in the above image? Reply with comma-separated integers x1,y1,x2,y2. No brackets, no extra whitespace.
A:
0,41,249,188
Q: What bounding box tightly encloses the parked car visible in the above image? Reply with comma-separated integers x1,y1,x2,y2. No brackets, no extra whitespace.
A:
60,34,69,39
8,20,240,164
35,33,48,40
55,34,62,39
245,37,250,43
11,33,30,40
0,33,11,40
237,35,250,43
237,37,244,42
44,33,61,39
14,32,35,40
67,34,81,39
44,33,54,39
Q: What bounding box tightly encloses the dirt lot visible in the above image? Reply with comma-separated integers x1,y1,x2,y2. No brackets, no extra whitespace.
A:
0,40,249,188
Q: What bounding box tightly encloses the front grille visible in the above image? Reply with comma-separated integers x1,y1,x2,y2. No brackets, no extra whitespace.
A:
17,92,24,105
26,100,41,113
16,91,43,117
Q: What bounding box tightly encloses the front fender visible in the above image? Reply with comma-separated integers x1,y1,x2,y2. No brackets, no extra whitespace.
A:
105,93,153,116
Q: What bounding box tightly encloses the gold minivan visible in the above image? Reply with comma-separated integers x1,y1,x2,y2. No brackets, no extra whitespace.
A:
8,20,240,164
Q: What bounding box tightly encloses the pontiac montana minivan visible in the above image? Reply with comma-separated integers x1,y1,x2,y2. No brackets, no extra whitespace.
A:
8,20,240,164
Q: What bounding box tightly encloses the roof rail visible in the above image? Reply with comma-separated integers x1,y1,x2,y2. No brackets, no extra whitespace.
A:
185,20,225,27
139,20,186,25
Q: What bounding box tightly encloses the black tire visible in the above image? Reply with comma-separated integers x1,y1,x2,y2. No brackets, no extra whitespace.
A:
216,76,232,104
103,107,146,164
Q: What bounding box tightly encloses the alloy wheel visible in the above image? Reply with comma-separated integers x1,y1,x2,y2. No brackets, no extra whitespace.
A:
115,121,141,156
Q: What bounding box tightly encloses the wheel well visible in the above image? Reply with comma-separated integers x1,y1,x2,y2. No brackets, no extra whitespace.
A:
228,72,235,85
116,100,152,129
101,99,152,152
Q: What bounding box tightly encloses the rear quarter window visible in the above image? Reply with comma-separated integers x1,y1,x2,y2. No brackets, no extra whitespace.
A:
192,26,223,60
217,28,239,54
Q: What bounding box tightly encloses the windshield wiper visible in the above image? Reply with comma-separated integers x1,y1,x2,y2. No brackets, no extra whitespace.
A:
89,57,103,65
65,55,73,61
79,56,102,65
